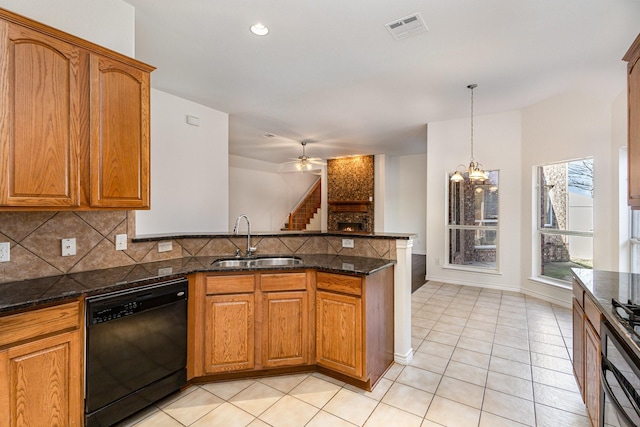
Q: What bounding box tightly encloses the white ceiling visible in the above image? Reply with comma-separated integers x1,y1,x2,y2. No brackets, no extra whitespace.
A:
124,0,640,164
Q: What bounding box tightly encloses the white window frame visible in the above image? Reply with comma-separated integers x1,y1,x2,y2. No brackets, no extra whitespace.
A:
445,171,501,274
533,159,593,285
631,210,640,274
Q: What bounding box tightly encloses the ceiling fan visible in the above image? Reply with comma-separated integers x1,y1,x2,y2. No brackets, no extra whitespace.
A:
288,141,325,170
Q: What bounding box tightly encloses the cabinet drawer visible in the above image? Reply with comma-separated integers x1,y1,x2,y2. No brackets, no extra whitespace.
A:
0,301,80,347
261,272,307,292
206,274,255,294
584,295,601,335
317,272,362,296
572,279,584,308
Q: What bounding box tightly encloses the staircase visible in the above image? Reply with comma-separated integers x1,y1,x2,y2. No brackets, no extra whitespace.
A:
284,179,321,230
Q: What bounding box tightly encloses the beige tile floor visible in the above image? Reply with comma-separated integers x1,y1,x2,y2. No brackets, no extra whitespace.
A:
117,281,589,427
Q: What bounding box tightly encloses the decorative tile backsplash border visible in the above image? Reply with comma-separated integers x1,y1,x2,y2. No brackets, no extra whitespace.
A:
0,211,396,284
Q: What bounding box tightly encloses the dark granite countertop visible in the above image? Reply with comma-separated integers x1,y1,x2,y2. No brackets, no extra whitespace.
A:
0,254,395,315
572,268,640,361
132,231,415,242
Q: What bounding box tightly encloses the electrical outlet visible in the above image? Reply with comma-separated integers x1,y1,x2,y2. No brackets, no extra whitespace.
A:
158,241,173,253
158,267,173,276
62,238,76,257
342,238,354,248
115,234,127,251
0,242,10,262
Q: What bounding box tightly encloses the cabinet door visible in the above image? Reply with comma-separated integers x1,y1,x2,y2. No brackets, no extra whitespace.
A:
572,299,585,399
629,53,640,207
89,54,150,208
584,320,600,427
204,294,254,373
316,290,363,379
262,291,308,367
0,22,81,207
0,330,82,427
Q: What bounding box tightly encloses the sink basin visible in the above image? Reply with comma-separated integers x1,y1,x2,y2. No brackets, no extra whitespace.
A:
211,256,303,268
211,259,252,268
249,257,303,267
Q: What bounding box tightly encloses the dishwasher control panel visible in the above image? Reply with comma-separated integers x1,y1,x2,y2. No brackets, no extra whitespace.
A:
86,278,188,326
91,302,139,324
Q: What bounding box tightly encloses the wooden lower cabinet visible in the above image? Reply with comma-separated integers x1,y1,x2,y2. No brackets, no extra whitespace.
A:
316,268,394,389
572,298,585,399
191,266,393,390
316,291,363,378
204,293,255,373
262,291,309,367
584,320,600,427
194,271,312,376
572,279,601,427
0,301,83,427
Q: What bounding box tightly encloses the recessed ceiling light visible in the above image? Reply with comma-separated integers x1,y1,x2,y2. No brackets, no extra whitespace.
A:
250,23,269,36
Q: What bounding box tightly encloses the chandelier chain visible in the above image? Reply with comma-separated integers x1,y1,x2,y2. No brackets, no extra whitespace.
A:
468,83,476,162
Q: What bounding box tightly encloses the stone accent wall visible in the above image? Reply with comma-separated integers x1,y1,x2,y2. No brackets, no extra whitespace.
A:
0,211,396,284
327,155,374,232
540,164,570,263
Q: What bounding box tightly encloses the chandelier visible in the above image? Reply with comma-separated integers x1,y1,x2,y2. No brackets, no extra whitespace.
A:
450,84,488,182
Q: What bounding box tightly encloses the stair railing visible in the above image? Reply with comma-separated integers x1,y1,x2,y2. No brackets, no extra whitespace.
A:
286,178,321,230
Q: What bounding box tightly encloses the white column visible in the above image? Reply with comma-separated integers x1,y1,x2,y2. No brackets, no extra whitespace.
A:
394,238,413,364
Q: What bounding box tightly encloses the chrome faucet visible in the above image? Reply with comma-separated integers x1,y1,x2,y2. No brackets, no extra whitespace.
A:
233,214,256,257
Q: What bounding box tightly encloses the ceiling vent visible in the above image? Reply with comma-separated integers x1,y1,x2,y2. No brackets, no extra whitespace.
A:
385,13,428,40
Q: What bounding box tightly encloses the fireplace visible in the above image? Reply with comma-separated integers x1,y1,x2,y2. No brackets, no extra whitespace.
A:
338,222,365,232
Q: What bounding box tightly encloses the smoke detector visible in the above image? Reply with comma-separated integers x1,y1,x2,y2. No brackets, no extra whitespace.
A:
385,13,428,40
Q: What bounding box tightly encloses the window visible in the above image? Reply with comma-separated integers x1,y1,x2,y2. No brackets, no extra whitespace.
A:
632,210,640,273
536,159,593,282
447,170,499,271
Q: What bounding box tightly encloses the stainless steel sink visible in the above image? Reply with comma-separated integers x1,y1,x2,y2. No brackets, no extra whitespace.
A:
211,256,303,268
249,257,303,267
211,259,252,268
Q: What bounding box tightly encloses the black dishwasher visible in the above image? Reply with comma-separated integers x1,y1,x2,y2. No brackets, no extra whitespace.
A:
85,277,188,427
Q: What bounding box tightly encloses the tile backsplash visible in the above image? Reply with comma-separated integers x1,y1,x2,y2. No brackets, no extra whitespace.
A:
0,211,396,284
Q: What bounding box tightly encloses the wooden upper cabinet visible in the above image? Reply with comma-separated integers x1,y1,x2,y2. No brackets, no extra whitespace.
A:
0,21,82,207
0,8,154,210
625,33,640,208
89,55,150,208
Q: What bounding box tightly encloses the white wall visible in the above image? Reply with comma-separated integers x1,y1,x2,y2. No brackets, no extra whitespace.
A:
229,156,319,232
427,111,522,291
382,154,427,254
0,0,134,56
613,91,631,272
136,89,229,235
520,92,617,304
